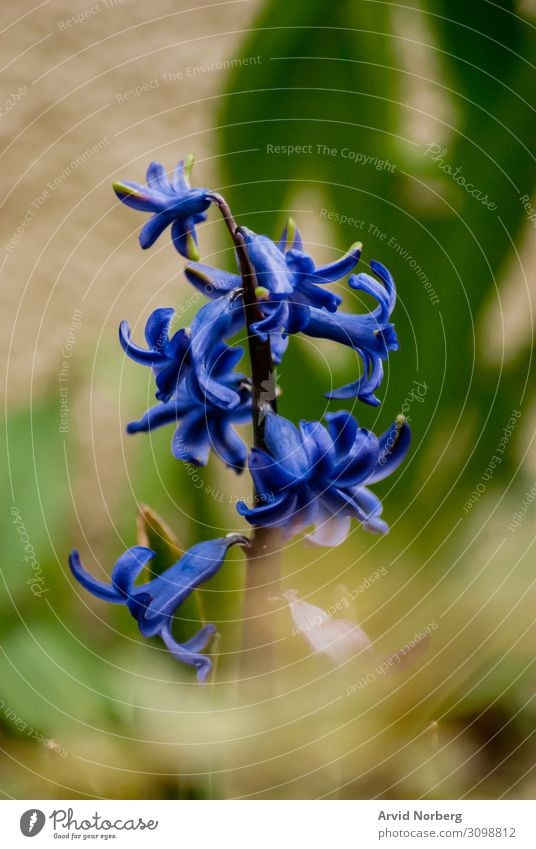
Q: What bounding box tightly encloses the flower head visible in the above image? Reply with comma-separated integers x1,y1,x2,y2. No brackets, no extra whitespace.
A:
127,344,252,471
69,535,246,682
113,157,211,260
121,298,251,469
237,411,410,545
183,220,362,364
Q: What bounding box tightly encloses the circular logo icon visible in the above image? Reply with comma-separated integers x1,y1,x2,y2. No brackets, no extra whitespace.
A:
20,810,46,837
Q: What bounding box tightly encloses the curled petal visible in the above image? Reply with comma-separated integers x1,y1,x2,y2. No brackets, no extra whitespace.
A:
190,296,245,409
237,492,297,526
312,242,362,283
264,413,310,479
127,401,180,435
119,320,165,365
240,227,294,296
368,416,411,484
160,623,216,683
111,546,155,596
144,308,175,348
172,410,211,466
299,420,335,482
327,353,384,406
69,550,123,603
248,447,297,494
208,419,247,471
184,263,240,297
171,215,202,261
139,211,174,249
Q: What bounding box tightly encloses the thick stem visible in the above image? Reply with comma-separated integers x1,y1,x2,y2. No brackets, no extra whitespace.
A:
210,193,282,681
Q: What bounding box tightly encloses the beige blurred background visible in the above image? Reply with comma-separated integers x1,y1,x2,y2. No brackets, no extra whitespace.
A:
1,0,535,801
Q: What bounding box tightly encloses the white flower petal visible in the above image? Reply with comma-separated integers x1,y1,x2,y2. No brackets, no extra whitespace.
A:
284,590,372,664
306,514,351,547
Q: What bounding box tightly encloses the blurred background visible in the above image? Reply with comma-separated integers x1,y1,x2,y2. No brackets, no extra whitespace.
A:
1,0,535,800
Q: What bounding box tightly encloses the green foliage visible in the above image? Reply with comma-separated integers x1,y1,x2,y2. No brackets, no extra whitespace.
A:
217,0,536,551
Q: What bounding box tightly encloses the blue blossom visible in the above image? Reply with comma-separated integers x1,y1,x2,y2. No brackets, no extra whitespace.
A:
121,299,250,468
183,219,362,363
237,411,410,546
113,157,212,260
119,307,190,403
120,295,245,408
127,344,252,471
301,260,398,405
69,535,246,682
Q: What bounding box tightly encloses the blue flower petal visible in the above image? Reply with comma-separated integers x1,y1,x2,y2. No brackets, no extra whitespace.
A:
144,308,175,348
113,181,160,212
111,546,155,596
138,536,245,636
184,263,241,297
208,419,247,471
146,161,170,193
160,623,215,682
172,410,211,466
119,320,165,365
240,228,294,296
299,420,335,482
69,550,123,603
248,447,296,493
313,242,362,282
367,416,411,484
237,492,297,526
332,428,380,488
264,413,310,478
324,411,358,461
127,401,180,434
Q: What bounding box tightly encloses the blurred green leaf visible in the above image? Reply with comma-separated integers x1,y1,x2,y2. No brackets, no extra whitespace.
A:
218,0,536,554
0,397,70,618
135,503,207,642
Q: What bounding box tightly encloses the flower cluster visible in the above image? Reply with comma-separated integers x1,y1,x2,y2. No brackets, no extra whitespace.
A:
70,155,411,680
238,410,410,546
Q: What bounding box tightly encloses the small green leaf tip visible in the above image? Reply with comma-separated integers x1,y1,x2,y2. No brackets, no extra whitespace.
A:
255,286,270,300
184,153,195,184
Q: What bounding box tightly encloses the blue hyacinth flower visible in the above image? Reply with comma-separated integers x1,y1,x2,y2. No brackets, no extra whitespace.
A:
113,157,212,260
237,411,410,546
302,260,398,405
127,344,252,471
183,219,362,364
69,535,247,682
120,295,245,408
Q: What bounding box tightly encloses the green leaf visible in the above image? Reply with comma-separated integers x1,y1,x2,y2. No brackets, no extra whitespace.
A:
217,0,536,555
135,504,207,644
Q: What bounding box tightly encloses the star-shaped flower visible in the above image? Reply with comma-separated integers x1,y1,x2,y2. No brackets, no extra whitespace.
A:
69,535,247,682
113,156,211,260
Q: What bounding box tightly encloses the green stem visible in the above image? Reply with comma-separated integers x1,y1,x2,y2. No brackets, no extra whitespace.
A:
210,194,282,682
